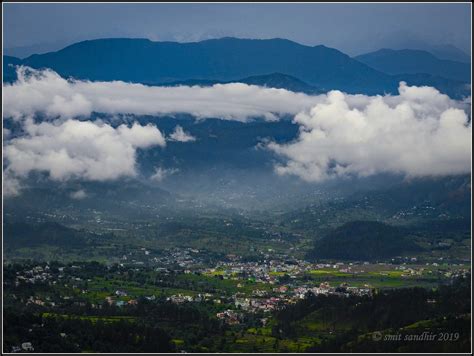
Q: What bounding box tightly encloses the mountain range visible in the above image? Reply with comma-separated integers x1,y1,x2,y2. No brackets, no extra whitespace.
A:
2,37,471,99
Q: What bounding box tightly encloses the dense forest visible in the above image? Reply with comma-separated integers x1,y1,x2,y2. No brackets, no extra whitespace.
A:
307,221,423,261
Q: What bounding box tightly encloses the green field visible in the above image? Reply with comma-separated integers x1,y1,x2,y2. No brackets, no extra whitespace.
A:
42,313,137,324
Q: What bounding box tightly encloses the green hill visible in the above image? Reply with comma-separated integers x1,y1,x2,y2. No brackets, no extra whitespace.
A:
307,221,422,261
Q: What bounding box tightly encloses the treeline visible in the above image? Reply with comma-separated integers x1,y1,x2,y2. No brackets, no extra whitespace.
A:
3,308,176,353
273,275,471,352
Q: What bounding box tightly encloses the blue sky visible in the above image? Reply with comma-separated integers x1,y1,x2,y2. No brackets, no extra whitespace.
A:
3,3,471,57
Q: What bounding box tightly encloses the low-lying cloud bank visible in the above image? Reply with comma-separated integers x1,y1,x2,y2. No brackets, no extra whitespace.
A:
2,67,471,195
268,83,471,181
4,119,166,196
4,67,320,122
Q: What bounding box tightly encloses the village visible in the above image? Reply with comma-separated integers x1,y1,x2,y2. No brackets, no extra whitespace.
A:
6,248,470,322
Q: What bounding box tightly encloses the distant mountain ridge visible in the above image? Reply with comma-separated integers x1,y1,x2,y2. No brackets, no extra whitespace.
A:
355,48,471,82
4,37,397,94
3,38,470,99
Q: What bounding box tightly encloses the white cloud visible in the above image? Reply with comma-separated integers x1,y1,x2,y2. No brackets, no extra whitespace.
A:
70,189,87,200
150,167,179,182
268,83,472,181
169,125,196,142
3,119,166,196
3,68,471,189
4,66,320,122
3,171,22,198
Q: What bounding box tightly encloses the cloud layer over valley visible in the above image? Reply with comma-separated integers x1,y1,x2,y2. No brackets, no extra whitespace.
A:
3,67,471,195
4,67,319,122
268,83,471,181
4,119,166,196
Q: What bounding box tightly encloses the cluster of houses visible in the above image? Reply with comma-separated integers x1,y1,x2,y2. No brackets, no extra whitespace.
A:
117,246,207,269
216,309,242,325
14,265,53,286
149,248,203,269
234,296,283,313
166,292,214,304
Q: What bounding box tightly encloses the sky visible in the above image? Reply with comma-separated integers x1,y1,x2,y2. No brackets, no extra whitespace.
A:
3,3,472,58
